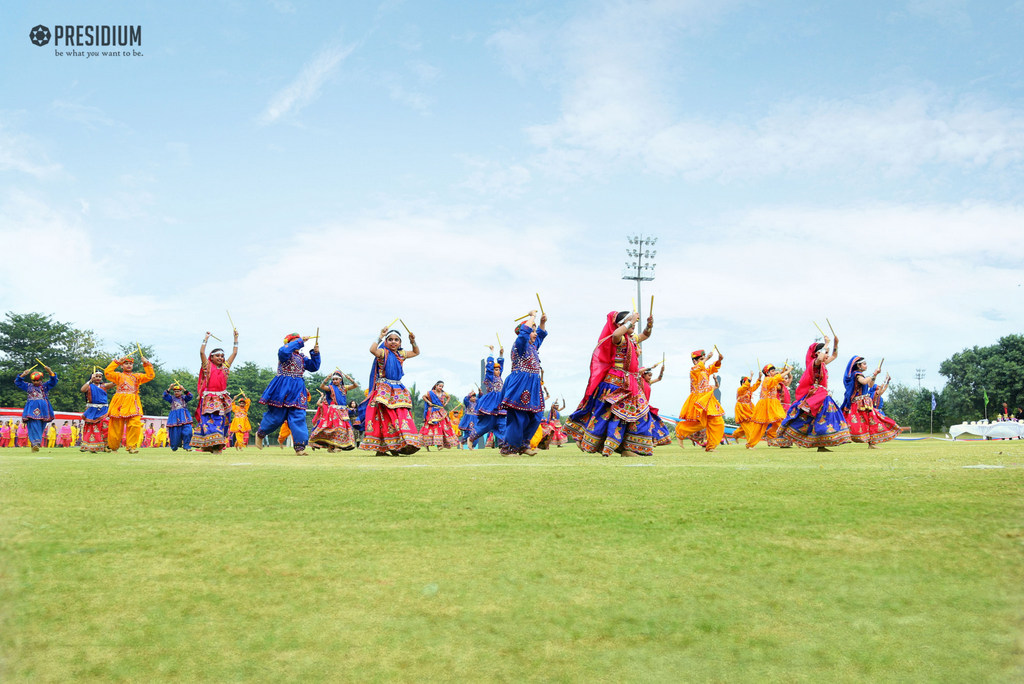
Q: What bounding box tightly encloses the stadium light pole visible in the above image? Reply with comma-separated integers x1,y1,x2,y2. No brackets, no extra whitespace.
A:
622,234,657,364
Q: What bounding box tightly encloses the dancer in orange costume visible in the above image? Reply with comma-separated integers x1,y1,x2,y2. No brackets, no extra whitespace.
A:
104,354,155,453
744,364,792,448
733,373,761,441
228,393,252,450
674,349,725,452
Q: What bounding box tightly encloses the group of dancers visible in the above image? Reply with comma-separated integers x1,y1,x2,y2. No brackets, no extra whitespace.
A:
10,308,901,456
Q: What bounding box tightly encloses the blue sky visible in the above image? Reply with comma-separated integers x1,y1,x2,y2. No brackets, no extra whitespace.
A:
3,0,1023,413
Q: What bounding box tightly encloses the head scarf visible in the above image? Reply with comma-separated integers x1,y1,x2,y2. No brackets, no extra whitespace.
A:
283,333,301,344
842,356,865,412
691,349,704,362
795,342,828,402
584,311,639,400
30,371,43,381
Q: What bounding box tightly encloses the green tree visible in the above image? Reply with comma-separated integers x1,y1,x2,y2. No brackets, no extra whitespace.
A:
881,383,944,433
938,334,1024,424
0,312,108,412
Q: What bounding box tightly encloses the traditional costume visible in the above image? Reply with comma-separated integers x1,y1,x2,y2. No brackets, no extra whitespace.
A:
257,335,320,453
310,380,356,451
499,322,547,455
359,331,420,455
458,392,482,449
566,312,661,456
419,384,457,449
15,371,57,450
17,423,28,447
472,354,506,447
744,368,789,448
228,396,252,448
0,422,10,447
105,359,154,452
674,351,725,451
778,343,852,449
192,351,233,452
842,356,901,446
163,386,194,451
733,376,760,441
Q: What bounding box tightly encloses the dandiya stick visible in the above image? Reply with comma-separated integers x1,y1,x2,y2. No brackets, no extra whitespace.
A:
813,321,827,339
826,318,836,338
314,327,319,342
399,319,411,335
26,363,39,373
226,309,236,331
496,333,502,349
713,344,721,356
536,293,545,315
208,333,222,342
385,317,399,331
513,312,531,322
650,295,654,317
35,357,45,366
136,342,145,359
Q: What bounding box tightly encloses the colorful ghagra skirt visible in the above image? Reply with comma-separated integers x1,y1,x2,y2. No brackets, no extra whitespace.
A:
310,403,356,451
778,396,851,448
564,378,661,456
845,397,900,445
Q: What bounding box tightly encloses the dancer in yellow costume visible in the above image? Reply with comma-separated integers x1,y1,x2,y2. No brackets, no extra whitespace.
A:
745,364,792,448
675,348,725,452
104,354,155,453
733,373,761,441
46,423,57,448
229,393,252,450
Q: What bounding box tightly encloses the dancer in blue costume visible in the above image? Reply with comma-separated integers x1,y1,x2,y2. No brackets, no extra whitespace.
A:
359,327,421,455
163,382,194,451
15,363,57,452
80,371,113,452
499,311,548,455
472,346,505,448
777,338,851,451
564,311,660,457
458,390,483,449
256,333,321,455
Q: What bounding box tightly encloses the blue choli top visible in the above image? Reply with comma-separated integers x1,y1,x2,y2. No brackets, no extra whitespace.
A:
260,339,321,409
163,390,194,427
16,374,57,421
500,325,547,413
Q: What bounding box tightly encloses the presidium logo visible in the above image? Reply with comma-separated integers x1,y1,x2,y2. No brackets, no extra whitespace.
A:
29,23,143,57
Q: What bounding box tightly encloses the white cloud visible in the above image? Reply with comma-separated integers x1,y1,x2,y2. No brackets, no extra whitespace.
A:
261,41,355,124
0,117,62,178
503,2,1024,182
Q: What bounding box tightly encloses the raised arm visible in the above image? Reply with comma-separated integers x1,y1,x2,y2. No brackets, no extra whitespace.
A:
200,332,211,369
403,331,420,360
637,315,654,343
226,329,239,367
370,328,388,357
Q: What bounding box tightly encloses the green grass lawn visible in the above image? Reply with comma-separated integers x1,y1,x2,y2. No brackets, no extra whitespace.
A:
2,439,1022,682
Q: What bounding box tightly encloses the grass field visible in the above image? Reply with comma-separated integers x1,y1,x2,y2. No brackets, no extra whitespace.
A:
2,439,1023,682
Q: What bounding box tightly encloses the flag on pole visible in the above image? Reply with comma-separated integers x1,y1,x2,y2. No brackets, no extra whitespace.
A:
983,387,989,406
931,393,936,411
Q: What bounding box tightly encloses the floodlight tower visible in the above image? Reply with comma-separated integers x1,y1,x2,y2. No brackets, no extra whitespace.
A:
622,234,658,363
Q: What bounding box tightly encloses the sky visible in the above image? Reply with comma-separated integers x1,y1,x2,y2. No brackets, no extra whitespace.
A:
2,0,1023,415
